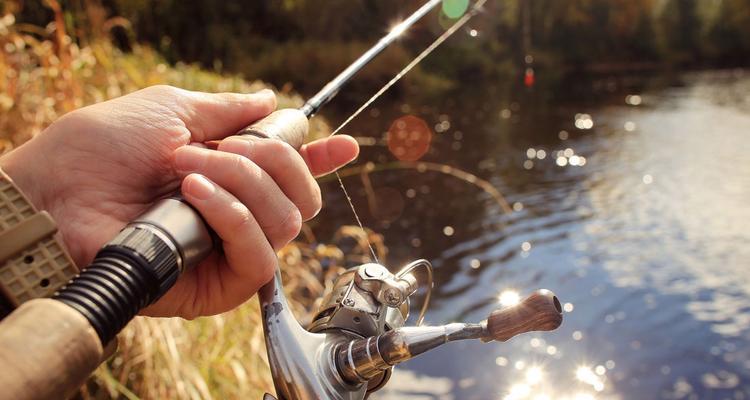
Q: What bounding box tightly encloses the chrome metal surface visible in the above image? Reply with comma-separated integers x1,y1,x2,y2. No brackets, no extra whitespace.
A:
259,266,367,400
133,197,213,271
309,265,409,338
354,263,417,308
335,323,486,384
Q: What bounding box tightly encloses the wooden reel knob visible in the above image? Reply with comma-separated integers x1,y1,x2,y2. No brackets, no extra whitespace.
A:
485,289,563,342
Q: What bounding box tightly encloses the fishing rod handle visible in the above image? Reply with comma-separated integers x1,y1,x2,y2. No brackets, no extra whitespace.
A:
54,109,309,345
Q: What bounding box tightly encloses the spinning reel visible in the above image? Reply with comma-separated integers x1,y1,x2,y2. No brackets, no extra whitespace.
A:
260,259,562,400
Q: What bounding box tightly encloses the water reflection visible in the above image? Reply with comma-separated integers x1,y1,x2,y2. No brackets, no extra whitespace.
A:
318,71,750,399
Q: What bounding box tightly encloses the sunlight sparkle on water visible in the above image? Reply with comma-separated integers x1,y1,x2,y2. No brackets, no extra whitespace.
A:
500,108,512,119
576,366,605,392
625,94,643,105
499,290,521,307
574,113,594,130
506,383,531,400
525,366,543,385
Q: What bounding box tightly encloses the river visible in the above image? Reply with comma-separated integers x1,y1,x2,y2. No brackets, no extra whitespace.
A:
312,70,750,399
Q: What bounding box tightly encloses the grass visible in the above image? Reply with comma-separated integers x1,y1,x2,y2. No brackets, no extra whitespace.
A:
0,4,379,399
0,3,329,153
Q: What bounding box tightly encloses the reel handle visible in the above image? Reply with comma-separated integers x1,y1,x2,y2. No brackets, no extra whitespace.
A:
335,289,563,385
484,289,563,342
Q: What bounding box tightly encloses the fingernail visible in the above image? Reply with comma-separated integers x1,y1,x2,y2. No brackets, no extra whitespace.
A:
186,174,215,200
258,88,274,98
174,146,206,172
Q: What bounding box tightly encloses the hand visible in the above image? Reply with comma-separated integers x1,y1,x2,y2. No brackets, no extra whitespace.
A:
0,85,359,319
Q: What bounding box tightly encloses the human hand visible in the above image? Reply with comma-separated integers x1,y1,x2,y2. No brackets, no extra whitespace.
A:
0,85,359,319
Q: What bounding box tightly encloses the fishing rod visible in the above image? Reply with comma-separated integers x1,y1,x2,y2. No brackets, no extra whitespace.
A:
0,1,562,399
301,0,443,117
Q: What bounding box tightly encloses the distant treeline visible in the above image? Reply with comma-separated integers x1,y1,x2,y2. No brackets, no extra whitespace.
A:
9,0,750,96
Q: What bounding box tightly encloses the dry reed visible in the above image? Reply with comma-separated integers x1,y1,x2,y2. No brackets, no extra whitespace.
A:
0,4,376,399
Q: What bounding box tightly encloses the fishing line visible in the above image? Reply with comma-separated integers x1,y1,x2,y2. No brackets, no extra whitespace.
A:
329,0,488,264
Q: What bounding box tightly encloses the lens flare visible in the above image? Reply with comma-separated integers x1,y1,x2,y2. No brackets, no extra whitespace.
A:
387,115,433,161
442,0,469,18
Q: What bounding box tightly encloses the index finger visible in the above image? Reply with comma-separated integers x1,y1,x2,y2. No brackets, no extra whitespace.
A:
300,135,360,177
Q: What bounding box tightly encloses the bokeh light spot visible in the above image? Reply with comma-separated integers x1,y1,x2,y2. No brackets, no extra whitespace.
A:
442,0,469,19
387,115,433,161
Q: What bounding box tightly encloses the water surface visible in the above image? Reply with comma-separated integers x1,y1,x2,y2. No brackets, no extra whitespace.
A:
313,70,750,399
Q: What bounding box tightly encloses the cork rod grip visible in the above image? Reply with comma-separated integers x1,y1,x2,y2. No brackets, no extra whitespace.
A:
235,109,309,150
0,299,105,400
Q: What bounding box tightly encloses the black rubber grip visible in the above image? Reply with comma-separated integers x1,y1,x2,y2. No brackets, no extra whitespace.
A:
54,226,179,344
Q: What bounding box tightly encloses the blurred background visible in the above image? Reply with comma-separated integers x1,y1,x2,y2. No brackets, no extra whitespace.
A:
2,0,750,399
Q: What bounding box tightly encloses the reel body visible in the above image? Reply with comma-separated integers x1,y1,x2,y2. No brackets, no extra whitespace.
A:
262,261,428,400
260,259,563,400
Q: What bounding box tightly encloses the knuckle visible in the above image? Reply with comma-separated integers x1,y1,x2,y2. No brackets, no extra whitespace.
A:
256,249,277,285
267,207,302,249
227,202,255,236
301,183,323,220
230,153,259,179
265,139,290,154
145,84,179,96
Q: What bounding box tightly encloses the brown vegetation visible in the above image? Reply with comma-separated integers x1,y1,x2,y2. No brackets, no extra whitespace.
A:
0,4,382,398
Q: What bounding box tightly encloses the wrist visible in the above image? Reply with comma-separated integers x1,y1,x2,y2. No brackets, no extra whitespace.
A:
0,141,48,213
